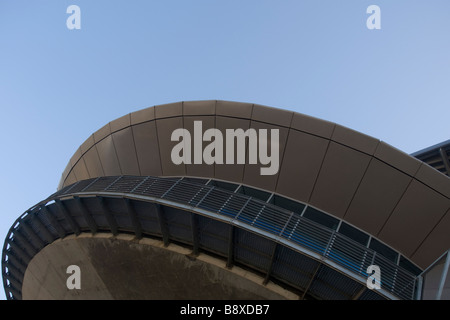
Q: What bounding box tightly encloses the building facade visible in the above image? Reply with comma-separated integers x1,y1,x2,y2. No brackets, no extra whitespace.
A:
2,101,450,300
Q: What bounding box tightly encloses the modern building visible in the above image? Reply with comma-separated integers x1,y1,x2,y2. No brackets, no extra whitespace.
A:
412,140,450,177
2,100,450,300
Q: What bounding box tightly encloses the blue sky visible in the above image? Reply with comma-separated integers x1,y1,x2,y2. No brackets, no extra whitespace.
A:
0,1,449,300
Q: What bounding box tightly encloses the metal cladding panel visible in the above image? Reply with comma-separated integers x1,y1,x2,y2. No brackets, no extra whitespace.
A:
156,117,185,176
374,141,422,177
131,106,155,125
69,147,83,170
110,113,130,133
96,135,121,176
59,163,72,190
378,179,450,262
290,112,335,139
276,129,329,203
112,127,140,176
344,158,412,235
82,146,104,178
412,208,450,268
71,159,90,181
130,107,155,126
309,142,371,218
183,100,216,116
251,104,293,128
183,115,215,178
64,171,77,187
155,101,183,119
93,122,111,144
331,124,379,155
414,163,450,198
242,121,289,192
213,116,251,184
132,121,162,176
80,134,95,155
215,100,253,119
52,100,450,271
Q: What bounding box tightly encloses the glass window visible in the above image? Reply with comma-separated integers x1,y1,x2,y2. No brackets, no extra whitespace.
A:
208,180,239,192
369,238,398,263
269,195,305,214
338,222,369,246
399,256,422,276
303,207,339,230
236,185,272,202
184,177,209,185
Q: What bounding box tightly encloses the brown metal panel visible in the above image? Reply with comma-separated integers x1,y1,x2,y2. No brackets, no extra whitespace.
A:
216,100,253,119
214,116,251,184
110,114,131,133
82,146,104,178
242,122,289,192
156,117,186,176
95,135,121,176
331,124,379,155
131,106,155,125
183,116,215,178
344,159,412,235
412,209,450,269
112,127,140,176
309,142,371,218
414,163,450,198
183,100,216,116
132,121,162,176
155,101,183,119
374,141,422,177
80,134,95,155
275,129,329,203
69,147,83,170
64,170,77,186
378,180,450,258
93,123,111,144
290,112,335,139
72,159,90,181
252,104,293,127
60,162,72,188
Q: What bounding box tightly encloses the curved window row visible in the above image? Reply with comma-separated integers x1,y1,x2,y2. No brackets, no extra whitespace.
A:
183,177,422,276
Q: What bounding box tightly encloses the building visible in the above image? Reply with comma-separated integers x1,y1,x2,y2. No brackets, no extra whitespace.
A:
2,100,450,300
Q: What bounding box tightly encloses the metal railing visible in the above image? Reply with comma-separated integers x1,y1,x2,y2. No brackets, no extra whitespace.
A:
2,175,418,300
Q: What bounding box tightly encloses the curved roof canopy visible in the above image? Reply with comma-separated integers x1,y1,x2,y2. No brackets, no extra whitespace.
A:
59,100,450,269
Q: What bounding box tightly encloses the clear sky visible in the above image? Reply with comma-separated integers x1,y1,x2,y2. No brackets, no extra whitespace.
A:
0,1,449,300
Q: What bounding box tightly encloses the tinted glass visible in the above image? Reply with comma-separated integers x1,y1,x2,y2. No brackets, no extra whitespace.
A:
303,207,339,230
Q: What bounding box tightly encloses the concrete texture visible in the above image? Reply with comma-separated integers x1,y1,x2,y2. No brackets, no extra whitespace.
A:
22,233,297,300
